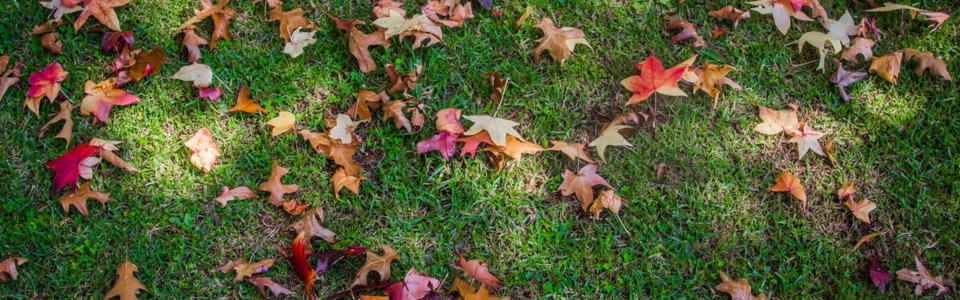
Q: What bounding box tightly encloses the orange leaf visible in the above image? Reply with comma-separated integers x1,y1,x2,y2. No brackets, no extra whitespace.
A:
768,171,807,208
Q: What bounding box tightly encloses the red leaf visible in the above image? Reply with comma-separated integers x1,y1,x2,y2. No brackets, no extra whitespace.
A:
197,86,222,101
868,259,892,293
79,79,139,123
46,142,101,195
101,31,133,53
27,61,68,100
457,131,493,158
417,131,458,161
619,56,687,105
383,268,440,300
287,232,316,299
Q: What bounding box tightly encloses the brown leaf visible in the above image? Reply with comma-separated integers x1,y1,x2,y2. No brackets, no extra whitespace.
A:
282,199,308,215
840,38,874,63
665,16,705,48
258,160,299,206
715,271,767,300
289,206,336,243
768,171,807,208
546,140,593,163
897,257,949,296
329,143,363,176
350,245,400,288
588,190,625,220
58,181,110,216
99,149,137,172
708,6,751,28
753,105,798,135
231,259,274,282
903,48,951,81
330,16,388,73
39,100,74,146
844,198,877,223
484,135,543,162
383,100,413,132
229,86,267,114
853,231,883,250
487,72,508,102
268,6,318,43
919,11,949,31
869,51,903,84
347,90,383,121
532,18,591,64
118,46,167,85
104,261,149,300
248,275,293,298
696,63,739,108
38,32,64,55
559,163,612,211
386,64,422,92
516,5,532,27
837,179,856,201
830,60,868,101
786,122,825,160
0,56,22,102
824,136,836,166
452,252,501,291
212,186,255,207
654,163,666,180
184,128,220,173
332,168,363,198
73,0,130,32
0,257,27,282
209,3,235,49
180,26,208,63
266,111,295,136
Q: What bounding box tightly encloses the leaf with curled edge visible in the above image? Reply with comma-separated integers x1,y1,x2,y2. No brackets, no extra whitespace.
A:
558,163,612,211
532,18,590,64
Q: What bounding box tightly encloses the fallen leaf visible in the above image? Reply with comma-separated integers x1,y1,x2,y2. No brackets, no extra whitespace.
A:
897,257,949,296
696,63,740,108
231,259,274,282
458,130,493,158
452,252,501,290
748,0,813,35
46,142,101,195
57,181,110,216
329,16,389,73
374,0,405,18
712,28,726,38
115,46,167,86
248,275,293,298
715,271,767,300
180,26,208,63
854,231,883,250
532,18,591,64
558,163,612,211
417,131,459,161
786,122,825,160
0,56,22,101
170,63,213,88
516,5,532,27
462,115,523,146
33,24,63,55
665,17,705,48
484,135,543,162
589,190,625,220
283,28,317,58
229,86,266,114
829,61,867,102
0,257,27,282
184,128,220,173
332,168,363,198
329,143,363,176
864,3,922,16
919,11,949,31
753,105,798,135
823,11,856,46
266,111,295,136
285,232,316,298
103,261,149,300
258,160,299,206
487,72,508,102
386,64,422,93
824,136,836,166
868,259,892,293
841,38,874,63
25,61,68,116
101,30,133,54
844,198,877,223
209,4,235,49
837,179,856,201
39,100,74,146
282,199,308,215
851,17,880,40
797,31,841,70
589,125,632,162
903,48,951,81
269,6,318,43
768,171,807,208
383,268,441,300
709,6,751,28
289,206,335,243
329,114,359,144
383,100,413,132
620,56,687,105
41,0,84,22
654,163,666,180
197,86,222,101
78,79,139,123
73,0,130,32
350,245,400,288
547,140,593,163
211,186,255,207
869,51,903,84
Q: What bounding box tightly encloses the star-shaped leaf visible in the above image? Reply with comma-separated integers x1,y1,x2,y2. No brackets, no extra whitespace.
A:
25,61,68,116
462,115,522,147
786,122,825,160
268,6,318,43
620,56,687,105
547,140,594,163
903,48,951,81
288,206,335,243
867,259,892,293
79,79,139,123
768,171,807,208
588,125,632,162
532,18,591,64
558,163,612,211
58,181,110,216
753,105,798,135
229,86,266,114
266,111,295,136
869,51,903,84
46,142,101,195
331,168,363,198
73,0,130,32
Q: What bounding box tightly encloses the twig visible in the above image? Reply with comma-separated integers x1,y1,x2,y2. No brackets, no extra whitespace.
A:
614,213,632,236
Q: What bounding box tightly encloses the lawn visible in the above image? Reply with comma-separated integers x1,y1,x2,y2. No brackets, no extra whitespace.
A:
1,0,958,299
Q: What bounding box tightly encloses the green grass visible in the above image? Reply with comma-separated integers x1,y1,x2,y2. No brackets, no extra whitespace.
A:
1,0,958,299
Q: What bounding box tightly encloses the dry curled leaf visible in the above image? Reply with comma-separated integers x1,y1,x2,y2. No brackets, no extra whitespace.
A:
903,48,951,81
897,257,949,296
39,100,74,146
869,51,903,84
709,6,751,28
212,186,255,207
452,252,501,291
0,257,27,282
184,128,220,173
853,231,883,250
332,168,363,198
248,275,293,298
665,16,705,48
588,190,625,220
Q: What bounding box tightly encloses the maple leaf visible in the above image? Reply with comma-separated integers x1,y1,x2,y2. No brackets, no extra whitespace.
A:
786,122,825,159
32,23,63,55
41,0,84,22
487,72,508,102
0,257,27,282
46,142,101,195
116,46,167,86
851,17,880,40
867,259,892,293
903,48,952,81
211,186,255,207
797,31,841,70
822,11,856,46
417,131,459,161
229,86,266,113
840,38,874,63
753,105,798,135
170,63,213,88
458,130,493,158
58,181,110,216
329,114,360,145
837,179,856,200
547,140,593,163
286,232,317,299
289,206,335,243
532,18,590,64
715,271,767,300
258,160,299,206
588,190,625,220
314,246,366,275
434,108,464,134
219,259,274,282
844,198,877,223
919,11,950,31
210,6,235,49
90,138,137,173
897,257,949,296
452,252,501,291
374,0,405,18
347,90,384,121
695,63,741,108
248,275,293,298
589,125,632,162
79,79,139,123
484,135,543,162
748,0,813,35
329,16,388,73
332,168,363,198
184,128,220,173
180,26,208,63
462,115,522,147
712,28,726,39
284,28,317,58
25,61,68,116
282,199,308,215
350,245,400,288
104,261,149,300
709,6,751,28
382,100,416,133
853,231,883,250
269,6,318,43
266,111,296,136
665,17,705,48
0,56,22,101
558,163,612,211
383,268,441,300
768,171,807,208
869,51,903,84
620,56,687,106
102,30,133,53
386,64,422,93
423,1,474,28
73,0,130,32
329,143,363,176
39,101,74,146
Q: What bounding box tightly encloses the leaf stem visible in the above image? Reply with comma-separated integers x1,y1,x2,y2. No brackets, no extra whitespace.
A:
652,92,658,128
493,78,510,118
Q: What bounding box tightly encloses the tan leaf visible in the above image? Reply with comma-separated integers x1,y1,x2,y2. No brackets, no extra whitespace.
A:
463,115,523,147
266,111,295,136
170,63,213,88
0,257,28,282
258,160,299,206
797,31,842,70
268,6,317,43
753,105,798,135
920,11,949,31
289,206,335,243
231,259,274,282
786,122,825,160
715,271,767,300
100,149,137,172
844,198,877,223
558,163,612,211
283,28,317,58
896,257,949,296
180,25,209,63
332,168,363,198
532,18,591,64
58,182,110,216
103,261,149,300
452,252,501,290
350,245,400,288
837,179,856,200
588,190,625,220
903,48,951,81
484,135,543,162
212,186,255,207
516,5,532,27
824,136,836,166
768,171,807,208
869,51,903,84
588,125,632,162
546,140,593,163
383,100,413,132
184,128,220,172
841,38,874,63
39,100,73,146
